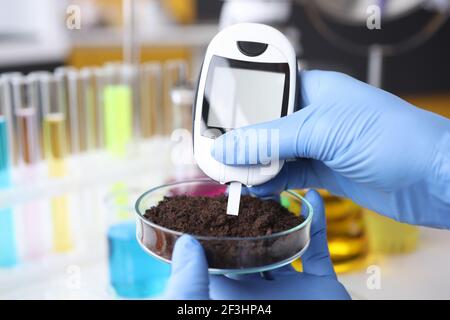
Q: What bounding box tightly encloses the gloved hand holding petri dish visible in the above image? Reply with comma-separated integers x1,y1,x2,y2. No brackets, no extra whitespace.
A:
135,23,313,274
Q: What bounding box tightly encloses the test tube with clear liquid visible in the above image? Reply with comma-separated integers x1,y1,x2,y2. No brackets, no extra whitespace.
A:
93,67,106,148
12,76,41,163
55,67,79,154
27,71,52,159
163,60,189,135
67,68,98,152
12,75,48,259
139,62,163,137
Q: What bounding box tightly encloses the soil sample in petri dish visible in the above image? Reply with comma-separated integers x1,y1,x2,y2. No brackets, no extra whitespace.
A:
143,195,306,270
145,195,304,237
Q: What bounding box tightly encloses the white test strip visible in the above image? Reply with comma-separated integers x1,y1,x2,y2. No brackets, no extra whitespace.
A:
226,182,242,216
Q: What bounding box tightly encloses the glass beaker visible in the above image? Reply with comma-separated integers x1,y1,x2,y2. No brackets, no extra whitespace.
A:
363,209,419,254
105,187,171,298
287,189,369,273
325,192,369,273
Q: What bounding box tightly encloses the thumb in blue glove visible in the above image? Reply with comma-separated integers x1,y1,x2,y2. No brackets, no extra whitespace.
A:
209,190,349,300
164,235,210,299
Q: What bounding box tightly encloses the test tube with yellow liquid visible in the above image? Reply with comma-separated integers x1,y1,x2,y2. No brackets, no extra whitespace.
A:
41,74,73,253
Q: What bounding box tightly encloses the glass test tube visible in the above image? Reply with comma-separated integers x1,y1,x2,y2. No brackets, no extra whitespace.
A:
125,64,140,139
40,74,73,253
0,78,19,267
12,76,41,163
27,71,52,159
68,68,98,152
139,63,163,137
0,72,22,165
103,63,133,157
170,78,194,132
163,60,189,134
93,67,106,148
12,76,47,259
55,67,78,154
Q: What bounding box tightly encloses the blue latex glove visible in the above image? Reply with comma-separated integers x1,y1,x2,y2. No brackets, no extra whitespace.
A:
212,71,450,228
164,190,350,300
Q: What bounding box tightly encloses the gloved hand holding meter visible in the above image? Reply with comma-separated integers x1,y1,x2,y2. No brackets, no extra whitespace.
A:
167,23,450,300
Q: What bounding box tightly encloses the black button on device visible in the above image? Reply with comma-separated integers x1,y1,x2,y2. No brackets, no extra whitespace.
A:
237,41,268,57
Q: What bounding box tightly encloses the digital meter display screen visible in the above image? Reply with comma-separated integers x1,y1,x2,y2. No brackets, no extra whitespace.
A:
202,56,290,136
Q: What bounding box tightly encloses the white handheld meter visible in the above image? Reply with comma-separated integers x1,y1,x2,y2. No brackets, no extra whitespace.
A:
193,23,298,189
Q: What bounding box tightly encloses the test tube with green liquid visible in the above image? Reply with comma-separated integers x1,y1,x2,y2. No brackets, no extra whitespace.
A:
40,74,73,253
0,77,19,267
103,64,133,157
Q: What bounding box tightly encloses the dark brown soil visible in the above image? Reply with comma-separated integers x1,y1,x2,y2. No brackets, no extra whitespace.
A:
138,195,309,270
144,195,304,237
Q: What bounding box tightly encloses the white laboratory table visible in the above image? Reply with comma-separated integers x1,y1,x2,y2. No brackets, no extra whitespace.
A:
339,227,450,300
1,137,449,300
2,226,449,300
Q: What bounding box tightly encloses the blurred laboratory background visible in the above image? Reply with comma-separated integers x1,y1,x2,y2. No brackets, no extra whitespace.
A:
0,0,449,300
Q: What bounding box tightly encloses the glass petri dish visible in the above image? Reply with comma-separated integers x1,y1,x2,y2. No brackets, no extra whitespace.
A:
135,179,313,275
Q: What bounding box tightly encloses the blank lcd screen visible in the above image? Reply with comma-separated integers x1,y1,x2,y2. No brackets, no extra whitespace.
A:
206,66,285,129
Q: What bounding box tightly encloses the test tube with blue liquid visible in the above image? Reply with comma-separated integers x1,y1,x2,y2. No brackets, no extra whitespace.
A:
0,72,22,166
105,189,170,298
0,77,19,267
